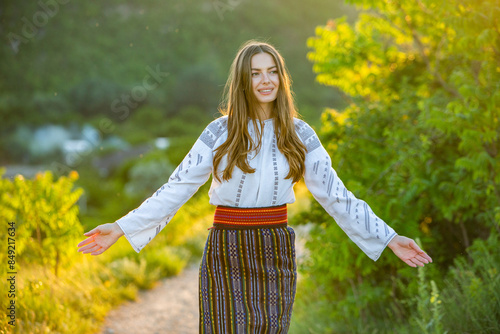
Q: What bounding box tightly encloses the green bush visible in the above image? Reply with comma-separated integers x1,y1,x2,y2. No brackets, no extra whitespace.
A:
291,0,500,332
143,246,190,278
68,78,133,120
439,232,500,333
0,167,211,334
123,152,175,199
110,257,161,290
0,169,83,276
112,105,170,145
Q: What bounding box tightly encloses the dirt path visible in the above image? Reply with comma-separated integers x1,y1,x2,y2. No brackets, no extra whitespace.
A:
99,265,200,334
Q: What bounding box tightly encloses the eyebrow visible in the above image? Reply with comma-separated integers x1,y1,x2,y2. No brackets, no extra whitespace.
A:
251,66,277,71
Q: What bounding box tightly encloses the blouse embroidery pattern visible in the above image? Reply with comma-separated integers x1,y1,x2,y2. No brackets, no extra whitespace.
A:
116,116,396,260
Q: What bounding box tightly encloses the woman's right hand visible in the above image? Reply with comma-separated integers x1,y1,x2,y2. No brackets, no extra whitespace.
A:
77,222,124,256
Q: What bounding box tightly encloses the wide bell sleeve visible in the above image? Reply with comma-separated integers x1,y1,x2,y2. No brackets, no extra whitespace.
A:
115,118,227,253
295,120,397,261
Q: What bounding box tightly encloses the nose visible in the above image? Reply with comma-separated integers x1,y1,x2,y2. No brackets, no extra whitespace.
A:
261,72,270,84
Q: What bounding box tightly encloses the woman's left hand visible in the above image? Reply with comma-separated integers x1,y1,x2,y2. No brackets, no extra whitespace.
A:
388,235,432,267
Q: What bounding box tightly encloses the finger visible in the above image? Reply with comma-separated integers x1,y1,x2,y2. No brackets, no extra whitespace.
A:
404,258,417,268
82,244,101,254
419,252,433,263
415,254,430,264
410,241,433,263
405,260,417,268
409,240,424,252
410,257,425,267
91,246,107,256
77,243,94,252
82,245,99,254
78,242,93,252
84,228,100,236
77,237,96,248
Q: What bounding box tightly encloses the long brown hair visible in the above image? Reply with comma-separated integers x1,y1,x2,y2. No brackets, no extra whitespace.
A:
213,40,307,183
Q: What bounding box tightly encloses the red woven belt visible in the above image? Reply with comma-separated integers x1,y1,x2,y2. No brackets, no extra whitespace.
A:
211,204,288,230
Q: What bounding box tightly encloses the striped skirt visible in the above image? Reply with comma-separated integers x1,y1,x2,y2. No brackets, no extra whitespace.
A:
199,205,297,333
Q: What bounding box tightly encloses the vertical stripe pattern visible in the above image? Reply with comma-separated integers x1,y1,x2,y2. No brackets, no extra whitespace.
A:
199,206,297,333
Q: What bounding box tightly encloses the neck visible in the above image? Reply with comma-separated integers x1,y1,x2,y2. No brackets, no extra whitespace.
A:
257,103,273,120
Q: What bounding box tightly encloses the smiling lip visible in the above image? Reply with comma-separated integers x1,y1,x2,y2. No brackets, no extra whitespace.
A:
258,88,274,95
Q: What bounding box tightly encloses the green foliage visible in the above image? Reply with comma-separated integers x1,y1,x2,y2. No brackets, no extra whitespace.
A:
74,161,138,224
293,0,500,332
0,167,211,333
307,0,500,261
68,78,133,120
32,92,75,123
407,231,500,334
411,266,446,334
439,232,500,333
0,0,355,146
0,171,119,333
109,257,161,290
107,246,189,290
0,168,83,276
112,105,170,145
165,105,215,137
123,151,175,199
0,0,358,165
17,264,121,333
169,63,222,113
142,246,190,278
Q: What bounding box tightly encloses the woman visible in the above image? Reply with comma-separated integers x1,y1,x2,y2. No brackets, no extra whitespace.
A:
77,40,432,333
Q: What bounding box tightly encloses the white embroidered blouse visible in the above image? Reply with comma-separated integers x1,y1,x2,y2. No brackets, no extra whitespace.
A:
116,116,397,260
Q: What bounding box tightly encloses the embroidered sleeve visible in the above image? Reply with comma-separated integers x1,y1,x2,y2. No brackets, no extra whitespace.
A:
295,120,397,261
116,117,228,252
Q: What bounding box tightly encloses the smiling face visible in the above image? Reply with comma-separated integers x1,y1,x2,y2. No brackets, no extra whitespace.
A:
250,52,280,119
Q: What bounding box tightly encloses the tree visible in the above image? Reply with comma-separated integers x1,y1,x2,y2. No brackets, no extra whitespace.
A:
298,0,500,330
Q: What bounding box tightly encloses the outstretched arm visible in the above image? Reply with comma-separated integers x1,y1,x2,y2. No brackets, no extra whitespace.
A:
388,235,432,267
77,222,124,256
296,119,433,265
96,118,222,254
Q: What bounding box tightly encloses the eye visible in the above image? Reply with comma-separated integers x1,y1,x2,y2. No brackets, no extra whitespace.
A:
251,72,260,77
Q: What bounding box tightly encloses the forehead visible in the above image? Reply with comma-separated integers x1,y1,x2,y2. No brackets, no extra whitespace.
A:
250,52,276,69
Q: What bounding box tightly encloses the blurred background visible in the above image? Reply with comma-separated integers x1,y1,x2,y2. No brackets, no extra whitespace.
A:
0,0,499,333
